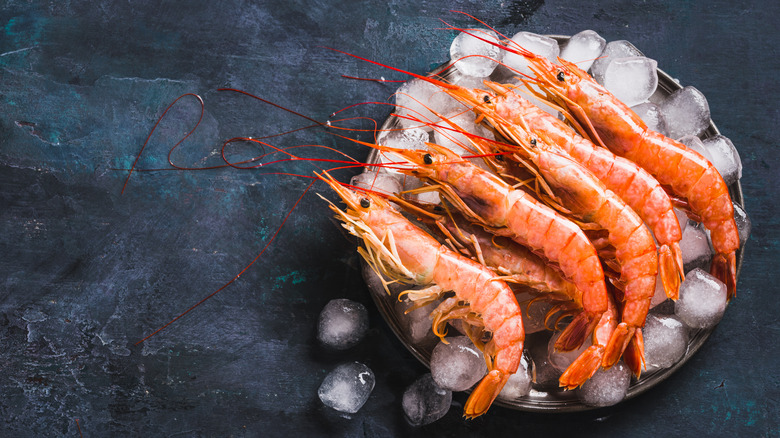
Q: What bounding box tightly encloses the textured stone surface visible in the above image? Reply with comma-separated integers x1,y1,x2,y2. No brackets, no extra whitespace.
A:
0,0,777,436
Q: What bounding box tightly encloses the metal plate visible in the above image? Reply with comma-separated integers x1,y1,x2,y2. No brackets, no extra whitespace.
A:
362,36,744,412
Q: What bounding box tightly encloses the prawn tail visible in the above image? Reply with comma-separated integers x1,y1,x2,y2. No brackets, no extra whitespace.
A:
658,243,684,300
463,370,509,419
622,328,646,378
558,345,604,390
711,251,737,300
554,311,599,352
602,323,636,369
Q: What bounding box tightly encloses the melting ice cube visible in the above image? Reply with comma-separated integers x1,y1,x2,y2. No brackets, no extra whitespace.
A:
317,299,369,350
675,268,727,329
318,362,375,413
577,361,631,407
643,314,689,372
498,355,532,400
603,57,658,107
395,79,459,130
631,102,669,136
559,30,606,72
450,28,503,78
702,135,742,185
503,31,560,78
430,336,487,391
660,86,711,139
394,297,439,347
733,202,751,246
589,40,643,84
679,221,713,273
402,373,452,426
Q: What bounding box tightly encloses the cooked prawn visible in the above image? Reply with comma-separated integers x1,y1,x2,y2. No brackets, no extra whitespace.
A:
513,52,739,299
317,171,524,418
369,142,609,353
443,80,684,300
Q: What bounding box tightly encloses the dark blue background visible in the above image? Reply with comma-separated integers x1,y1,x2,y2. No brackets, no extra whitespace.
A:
1,1,777,436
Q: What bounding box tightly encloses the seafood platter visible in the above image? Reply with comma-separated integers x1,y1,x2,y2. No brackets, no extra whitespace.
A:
316,21,749,420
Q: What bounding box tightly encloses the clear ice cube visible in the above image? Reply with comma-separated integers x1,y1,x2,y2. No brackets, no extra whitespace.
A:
394,79,459,130
402,373,452,426
679,221,713,273
559,30,606,72
350,171,402,198
498,355,532,400
317,299,369,350
702,135,742,185
318,362,375,413
577,361,631,407
450,28,503,78
589,40,643,84
643,314,689,371
503,31,560,78
602,57,658,107
733,202,751,246
660,86,711,139
394,297,439,347
430,336,487,391
631,102,669,136
675,268,727,329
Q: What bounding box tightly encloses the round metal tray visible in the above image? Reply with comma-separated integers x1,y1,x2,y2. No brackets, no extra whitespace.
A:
362,36,744,412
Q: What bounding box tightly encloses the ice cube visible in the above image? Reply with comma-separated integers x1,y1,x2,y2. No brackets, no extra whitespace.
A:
350,171,402,198
678,135,707,157
430,336,487,391
679,221,712,273
375,127,430,174
675,268,727,329
577,361,631,407
733,202,751,246
548,330,592,372
394,297,439,347
660,86,711,139
602,57,658,107
503,31,560,78
432,110,493,157
702,135,742,185
498,355,532,400
318,362,375,414
559,30,606,72
402,373,452,426
395,79,458,130
631,102,669,136
642,314,689,372
317,299,369,350
589,40,644,84
450,28,503,78
526,332,561,386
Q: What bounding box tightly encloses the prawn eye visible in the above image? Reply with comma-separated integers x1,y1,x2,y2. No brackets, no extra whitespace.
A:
360,198,371,208
495,154,504,162
556,70,565,82
483,95,491,103
530,138,537,147
423,154,433,165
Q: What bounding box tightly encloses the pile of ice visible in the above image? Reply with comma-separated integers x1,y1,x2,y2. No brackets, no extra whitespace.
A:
318,362,375,414
317,298,369,350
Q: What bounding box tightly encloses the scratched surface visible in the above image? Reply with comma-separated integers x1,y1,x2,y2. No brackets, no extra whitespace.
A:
0,0,778,436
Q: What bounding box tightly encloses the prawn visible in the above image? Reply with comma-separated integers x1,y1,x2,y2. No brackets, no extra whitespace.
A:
426,207,623,387
443,80,684,300
510,49,739,299
369,141,609,353
317,171,524,418
492,134,655,370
